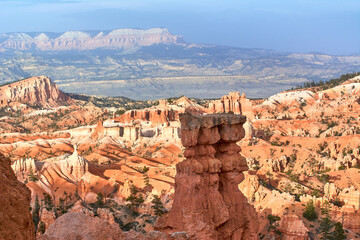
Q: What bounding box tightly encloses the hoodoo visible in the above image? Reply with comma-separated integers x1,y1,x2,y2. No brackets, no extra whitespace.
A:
156,113,258,239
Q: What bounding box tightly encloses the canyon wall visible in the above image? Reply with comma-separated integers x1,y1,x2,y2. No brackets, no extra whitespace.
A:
156,113,258,239
0,153,35,240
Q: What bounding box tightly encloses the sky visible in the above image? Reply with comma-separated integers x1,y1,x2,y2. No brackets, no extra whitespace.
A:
0,0,359,55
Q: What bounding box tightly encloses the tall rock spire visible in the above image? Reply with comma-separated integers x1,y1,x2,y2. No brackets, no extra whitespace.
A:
156,113,258,239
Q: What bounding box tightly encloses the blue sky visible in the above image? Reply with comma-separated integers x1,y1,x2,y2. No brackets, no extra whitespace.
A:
0,0,359,55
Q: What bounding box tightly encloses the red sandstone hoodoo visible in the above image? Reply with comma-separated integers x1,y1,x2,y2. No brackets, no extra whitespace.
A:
156,113,259,240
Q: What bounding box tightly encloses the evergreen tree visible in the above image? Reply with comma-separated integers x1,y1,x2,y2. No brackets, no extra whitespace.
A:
151,194,165,216
267,214,281,231
143,174,152,192
319,203,334,240
332,222,346,240
38,221,46,234
28,165,38,182
42,193,54,211
95,193,105,208
32,194,40,231
126,184,144,213
56,191,72,216
303,200,317,221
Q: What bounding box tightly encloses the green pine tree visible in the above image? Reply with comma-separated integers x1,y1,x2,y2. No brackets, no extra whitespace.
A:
32,194,40,231
267,214,281,231
28,166,38,182
319,203,334,240
332,222,346,240
42,193,54,211
126,184,144,213
151,194,165,216
38,221,46,234
303,200,317,221
95,193,105,207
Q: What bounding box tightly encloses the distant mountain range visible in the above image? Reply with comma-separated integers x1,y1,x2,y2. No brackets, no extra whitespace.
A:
0,28,184,51
0,28,359,99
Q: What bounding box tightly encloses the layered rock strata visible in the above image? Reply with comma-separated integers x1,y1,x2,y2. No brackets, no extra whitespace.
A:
156,113,258,239
0,76,72,108
208,92,254,120
0,153,35,240
118,108,178,125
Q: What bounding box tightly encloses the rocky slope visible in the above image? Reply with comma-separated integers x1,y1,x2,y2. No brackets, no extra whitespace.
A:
0,28,184,51
0,76,72,108
0,153,35,240
236,75,360,239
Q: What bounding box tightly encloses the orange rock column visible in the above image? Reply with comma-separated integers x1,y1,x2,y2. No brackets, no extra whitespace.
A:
156,113,258,240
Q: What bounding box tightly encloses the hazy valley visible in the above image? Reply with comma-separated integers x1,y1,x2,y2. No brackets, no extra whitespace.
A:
0,28,359,99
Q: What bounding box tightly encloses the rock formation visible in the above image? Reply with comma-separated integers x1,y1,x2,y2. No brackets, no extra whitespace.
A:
38,212,126,240
208,92,254,120
277,214,309,240
175,96,206,113
116,96,206,127
61,146,89,182
0,76,72,108
118,108,178,125
91,120,105,140
11,157,37,181
0,153,35,240
0,28,184,51
156,113,258,239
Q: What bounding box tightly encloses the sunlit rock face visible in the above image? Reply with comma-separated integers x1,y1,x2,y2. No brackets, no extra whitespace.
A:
0,76,72,108
0,153,35,240
156,113,258,240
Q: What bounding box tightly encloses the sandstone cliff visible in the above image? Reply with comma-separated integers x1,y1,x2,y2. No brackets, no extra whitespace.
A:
156,113,258,239
0,153,35,240
0,76,72,108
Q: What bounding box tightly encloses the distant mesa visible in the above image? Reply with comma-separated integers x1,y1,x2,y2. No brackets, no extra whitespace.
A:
0,28,185,51
0,76,73,108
